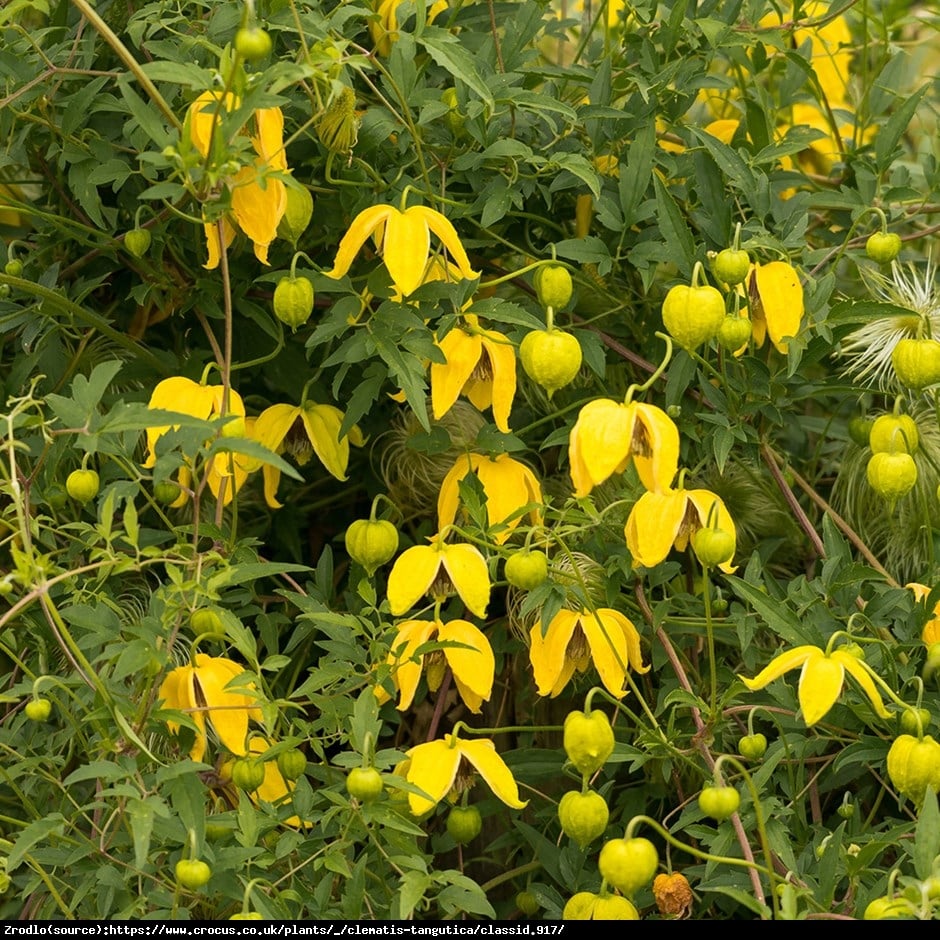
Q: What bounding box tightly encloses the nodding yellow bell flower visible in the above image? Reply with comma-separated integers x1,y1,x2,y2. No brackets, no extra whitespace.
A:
738,644,892,727
252,401,364,508
748,261,804,354
437,453,542,544
568,399,679,498
528,607,648,699
143,376,248,507
158,653,262,763
431,315,517,433
625,486,737,574
377,618,494,713
386,534,491,619
405,732,527,816
325,203,479,298
188,91,289,269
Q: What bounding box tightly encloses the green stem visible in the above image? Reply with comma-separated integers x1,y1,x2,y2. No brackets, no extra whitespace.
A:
701,564,718,719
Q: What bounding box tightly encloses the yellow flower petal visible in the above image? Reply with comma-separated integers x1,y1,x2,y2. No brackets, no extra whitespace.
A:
406,738,461,815
253,107,287,169
387,544,442,616
382,205,431,297
411,205,480,283
907,582,931,603
193,653,260,755
203,215,237,271
254,403,300,453
529,609,580,697
387,619,435,711
738,645,815,691
436,454,476,533
625,489,686,569
630,402,680,493
834,651,892,720
579,609,631,699
300,402,350,481
440,541,490,619
144,377,217,467
230,163,286,266
431,328,482,421
798,651,844,726
188,91,235,158
569,399,634,497
752,261,803,354
326,204,393,281
480,332,516,433
438,619,494,712
458,737,527,809
606,608,649,675
438,454,542,542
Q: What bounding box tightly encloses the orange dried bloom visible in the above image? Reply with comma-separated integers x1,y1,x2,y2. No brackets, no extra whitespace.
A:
653,872,693,918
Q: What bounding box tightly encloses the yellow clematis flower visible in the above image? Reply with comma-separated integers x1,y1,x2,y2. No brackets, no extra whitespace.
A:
437,453,542,544
529,607,648,699
188,91,289,269
738,644,892,727
370,0,449,57
625,486,737,574
325,203,479,298
405,732,528,816
252,401,363,508
387,534,491,619
377,618,494,713
431,314,517,433
158,653,262,763
568,399,679,498
143,376,248,507
748,261,804,354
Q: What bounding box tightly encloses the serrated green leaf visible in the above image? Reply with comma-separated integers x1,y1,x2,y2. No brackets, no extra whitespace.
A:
420,29,493,110
653,174,694,277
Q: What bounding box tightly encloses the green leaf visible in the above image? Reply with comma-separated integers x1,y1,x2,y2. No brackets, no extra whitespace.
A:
875,85,928,171
620,122,655,227
8,814,66,872
126,799,155,871
653,174,694,277
398,870,433,920
689,125,756,200
551,236,613,275
728,578,815,645
549,152,601,199
118,77,172,149
420,29,494,110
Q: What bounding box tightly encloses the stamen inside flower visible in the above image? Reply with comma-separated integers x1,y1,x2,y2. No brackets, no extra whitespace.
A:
283,417,313,465
471,348,494,384
565,626,589,671
632,421,652,458
430,571,456,600
453,757,476,797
